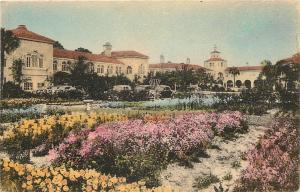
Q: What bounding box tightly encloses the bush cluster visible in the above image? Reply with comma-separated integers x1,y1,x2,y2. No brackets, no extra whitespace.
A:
234,118,299,191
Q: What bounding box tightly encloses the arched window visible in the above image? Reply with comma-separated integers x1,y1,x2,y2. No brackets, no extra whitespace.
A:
53,60,58,71
107,66,113,74
139,64,145,74
127,66,132,74
89,62,94,73
97,65,101,73
244,80,251,89
100,65,104,74
62,61,68,72
32,54,38,67
26,55,31,67
227,80,233,88
39,55,43,68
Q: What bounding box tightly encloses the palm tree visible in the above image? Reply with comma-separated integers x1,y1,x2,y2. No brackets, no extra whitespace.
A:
1,28,20,99
228,67,240,87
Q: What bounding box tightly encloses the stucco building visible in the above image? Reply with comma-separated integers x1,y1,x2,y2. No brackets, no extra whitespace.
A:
149,46,264,89
149,55,211,74
4,25,149,91
4,25,55,91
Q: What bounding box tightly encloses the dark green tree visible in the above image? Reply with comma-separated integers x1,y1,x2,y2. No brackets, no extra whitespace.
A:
53,41,64,49
10,59,24,85
75,47,92,53
3,81,24,98
53,71,71,85
1,28,20,99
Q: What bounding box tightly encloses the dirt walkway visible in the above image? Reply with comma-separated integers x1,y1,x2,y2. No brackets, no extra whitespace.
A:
160,114,272,192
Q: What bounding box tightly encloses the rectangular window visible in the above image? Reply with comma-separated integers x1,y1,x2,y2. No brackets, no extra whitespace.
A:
32,55,38,67
53,62,57,71
24,82,33,90
62,63,69,72
39,58,43,68
37,83,44,88
26,56,31,67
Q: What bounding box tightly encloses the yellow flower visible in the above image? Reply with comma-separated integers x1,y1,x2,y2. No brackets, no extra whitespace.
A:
26,184,33,190
21,182,27,188
63,185,69,191
26,175,33,180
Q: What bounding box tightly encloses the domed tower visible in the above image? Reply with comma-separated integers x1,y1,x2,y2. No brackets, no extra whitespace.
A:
204,45,227,76
103,42,112,57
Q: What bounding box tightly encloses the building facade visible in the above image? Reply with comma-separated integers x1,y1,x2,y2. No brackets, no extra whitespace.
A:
149,47,264,89
4,25,55,91
149,55,211,74
4,25,149,91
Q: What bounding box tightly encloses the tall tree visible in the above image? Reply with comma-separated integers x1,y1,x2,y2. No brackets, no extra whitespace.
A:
1,28,20,99
53,41,64,49
10,59,24,85
69,56,91,87
53,71,71,86
75,47,92,53
228,67,240,87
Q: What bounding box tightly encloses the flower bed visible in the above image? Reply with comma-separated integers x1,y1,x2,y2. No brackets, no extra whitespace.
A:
0,158,176,192
234,118,299,191
51,111,246,186
0,98,47,109
0,112,128,160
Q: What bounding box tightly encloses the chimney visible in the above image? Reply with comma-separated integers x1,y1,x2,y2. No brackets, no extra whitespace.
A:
103,42,112,57
186,58,190,64
18,25,27,30
160,54,165,63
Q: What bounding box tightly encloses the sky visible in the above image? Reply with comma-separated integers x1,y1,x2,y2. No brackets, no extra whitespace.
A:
1,1,299,66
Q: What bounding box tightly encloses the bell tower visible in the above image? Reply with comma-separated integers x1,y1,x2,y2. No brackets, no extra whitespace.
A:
103,42,112,57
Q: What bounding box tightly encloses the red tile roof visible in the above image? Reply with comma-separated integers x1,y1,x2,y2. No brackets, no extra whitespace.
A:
10,25,55,44
205,57,226,62
149,63,211,71
277,53,300,65
225,66,263,71
53,48,124,64
111,51,149,59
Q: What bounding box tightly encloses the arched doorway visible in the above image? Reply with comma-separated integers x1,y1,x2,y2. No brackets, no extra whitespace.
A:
236,80,242,88
254,80,259,87
244,80,251,89
227,80,233,88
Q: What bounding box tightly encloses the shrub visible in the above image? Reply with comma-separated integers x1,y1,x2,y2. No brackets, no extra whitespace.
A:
222,172,232,181
2,81,24,99
214,182,229,192
194,173,220,189
231,160,241,169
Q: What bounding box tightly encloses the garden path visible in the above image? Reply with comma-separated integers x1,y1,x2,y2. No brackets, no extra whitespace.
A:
160,114,273,192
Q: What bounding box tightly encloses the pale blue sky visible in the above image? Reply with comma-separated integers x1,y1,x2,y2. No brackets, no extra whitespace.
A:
1,1,299,66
